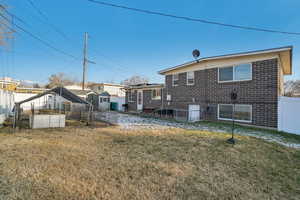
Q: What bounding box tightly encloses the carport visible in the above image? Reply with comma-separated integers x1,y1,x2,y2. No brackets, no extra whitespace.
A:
14,87,93,128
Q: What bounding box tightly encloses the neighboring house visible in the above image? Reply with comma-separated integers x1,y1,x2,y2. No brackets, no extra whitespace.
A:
15,87,48,94
89,83,126,111
65,84,88,91
124,84,164,112
125,46,293,129
158,46,292,128
89,83,125,97
0,77,20,91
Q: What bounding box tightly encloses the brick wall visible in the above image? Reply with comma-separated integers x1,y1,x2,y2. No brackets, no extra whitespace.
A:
163,58,278,128
125,89,162,112
143,90,162,110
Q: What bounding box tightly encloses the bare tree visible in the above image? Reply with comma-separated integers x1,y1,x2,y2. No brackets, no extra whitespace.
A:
284,80,300,96
0,5,14,49
121,75,149,86
46,73,77,88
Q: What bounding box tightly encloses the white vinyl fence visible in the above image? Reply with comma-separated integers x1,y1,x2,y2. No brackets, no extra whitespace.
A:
0,89,14,124
278,96,300,135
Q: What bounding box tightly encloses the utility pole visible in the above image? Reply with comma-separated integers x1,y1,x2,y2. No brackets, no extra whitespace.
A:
82,32,88,90
82,32,96,90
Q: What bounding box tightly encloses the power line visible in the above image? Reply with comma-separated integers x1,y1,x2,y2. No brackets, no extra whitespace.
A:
25,0,68,40
89,47,130,73
0,12,80,60
87,0,300,36
1,6,30,28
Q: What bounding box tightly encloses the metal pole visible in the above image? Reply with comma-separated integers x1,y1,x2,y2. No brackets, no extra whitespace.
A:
232,103,235,139
82,32,88,90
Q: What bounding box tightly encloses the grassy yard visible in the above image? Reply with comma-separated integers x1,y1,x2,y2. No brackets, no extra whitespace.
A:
0,125,300,200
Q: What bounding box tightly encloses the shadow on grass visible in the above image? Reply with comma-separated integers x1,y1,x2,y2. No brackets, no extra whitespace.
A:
96,129,300,199
1,127,299,199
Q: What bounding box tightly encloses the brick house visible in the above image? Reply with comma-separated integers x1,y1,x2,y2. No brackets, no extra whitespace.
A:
124,46,293,128
124,84,164,112
158,46,293,128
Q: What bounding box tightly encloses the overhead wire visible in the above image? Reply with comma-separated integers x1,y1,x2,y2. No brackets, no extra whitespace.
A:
25,0,68,40
87,0,300,36
0,12,80,61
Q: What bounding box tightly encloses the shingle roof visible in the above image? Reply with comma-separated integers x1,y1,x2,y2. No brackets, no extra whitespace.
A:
99,91,110,97
124,83,164,90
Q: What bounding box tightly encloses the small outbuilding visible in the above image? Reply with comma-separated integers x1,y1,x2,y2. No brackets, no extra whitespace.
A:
98,91,111,111
14,87,93,129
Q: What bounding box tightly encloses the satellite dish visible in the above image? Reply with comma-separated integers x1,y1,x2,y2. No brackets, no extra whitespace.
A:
192,49,200,60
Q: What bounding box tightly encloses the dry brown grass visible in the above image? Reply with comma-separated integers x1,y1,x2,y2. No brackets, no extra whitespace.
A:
0,126,299,200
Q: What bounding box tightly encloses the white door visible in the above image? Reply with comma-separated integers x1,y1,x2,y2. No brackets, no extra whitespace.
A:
137,90,143,111
188,105,200,122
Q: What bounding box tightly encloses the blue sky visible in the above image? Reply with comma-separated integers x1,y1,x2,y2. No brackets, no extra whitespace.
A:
1,0,300,84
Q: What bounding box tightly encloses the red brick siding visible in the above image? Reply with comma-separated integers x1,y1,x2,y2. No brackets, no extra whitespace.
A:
163,58,278,128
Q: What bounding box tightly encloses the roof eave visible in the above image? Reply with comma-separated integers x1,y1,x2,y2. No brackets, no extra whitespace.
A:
158,46,293,75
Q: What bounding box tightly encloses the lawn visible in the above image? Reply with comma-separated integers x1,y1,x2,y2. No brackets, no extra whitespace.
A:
0,125,300,200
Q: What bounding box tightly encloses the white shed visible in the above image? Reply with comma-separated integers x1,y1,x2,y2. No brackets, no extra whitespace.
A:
98,91,110,111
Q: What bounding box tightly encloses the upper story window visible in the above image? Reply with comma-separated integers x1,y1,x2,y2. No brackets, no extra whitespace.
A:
172,74,179,86
218,63,252,82
152,89,161,100
186,71,195,85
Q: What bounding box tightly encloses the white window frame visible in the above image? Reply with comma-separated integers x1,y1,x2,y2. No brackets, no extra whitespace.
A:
217,104,252,123
218,63,252,83
151,89,161,100
128,90,134,102
172,74,179,87
186,71,195,85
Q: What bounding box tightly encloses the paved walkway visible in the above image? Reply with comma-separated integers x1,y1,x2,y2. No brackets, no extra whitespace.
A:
95,111,300,149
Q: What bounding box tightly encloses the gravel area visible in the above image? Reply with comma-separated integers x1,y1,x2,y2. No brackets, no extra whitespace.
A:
95,111,300,149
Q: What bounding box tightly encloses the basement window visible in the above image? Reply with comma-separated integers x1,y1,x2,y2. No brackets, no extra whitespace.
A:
218,63,252,82
218,104,252,122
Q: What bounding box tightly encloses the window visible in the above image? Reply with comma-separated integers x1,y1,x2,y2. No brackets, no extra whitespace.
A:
172,74,179,86
152,89,161,100
128,90,134,102
218,63,252,82
187,71,195,85
218,104,252,122
102,98,110,103
219,67,233,82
